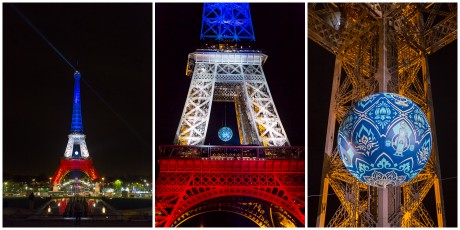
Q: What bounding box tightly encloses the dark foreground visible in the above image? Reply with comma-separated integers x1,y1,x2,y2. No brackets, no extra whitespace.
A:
4,197,152,227
4,218,152,227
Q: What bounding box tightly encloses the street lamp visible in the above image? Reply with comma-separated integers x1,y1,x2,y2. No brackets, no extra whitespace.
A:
32,179,35,192
102,177,105,196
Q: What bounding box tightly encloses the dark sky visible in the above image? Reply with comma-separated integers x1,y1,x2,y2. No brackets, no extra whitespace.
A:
155,3,305,148
308,38,457,225
4,3,152,178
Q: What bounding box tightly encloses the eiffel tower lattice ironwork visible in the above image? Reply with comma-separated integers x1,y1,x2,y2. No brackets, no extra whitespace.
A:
51,71,99,190
156,3,305,227
174,3,289,147
308,3,456,227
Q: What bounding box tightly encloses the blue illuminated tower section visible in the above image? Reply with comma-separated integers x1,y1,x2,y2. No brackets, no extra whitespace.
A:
200,3,255,42
71,71,83,133
62,70,90,159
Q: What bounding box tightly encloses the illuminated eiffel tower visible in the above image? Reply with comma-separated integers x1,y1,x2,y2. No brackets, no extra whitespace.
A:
308,3,456,227
51,71,100,191
156,3,305,227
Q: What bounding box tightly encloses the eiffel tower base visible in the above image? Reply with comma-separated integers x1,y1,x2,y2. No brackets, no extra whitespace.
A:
52,158,100,186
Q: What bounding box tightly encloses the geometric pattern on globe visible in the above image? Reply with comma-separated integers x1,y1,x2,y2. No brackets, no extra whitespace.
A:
218,126,233,142
338,93,432,188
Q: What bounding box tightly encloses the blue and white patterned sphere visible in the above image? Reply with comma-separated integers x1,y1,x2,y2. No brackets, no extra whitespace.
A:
338,93,432,188
218,127,233,142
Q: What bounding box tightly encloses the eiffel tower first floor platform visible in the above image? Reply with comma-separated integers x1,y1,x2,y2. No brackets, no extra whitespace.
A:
155,145,305,227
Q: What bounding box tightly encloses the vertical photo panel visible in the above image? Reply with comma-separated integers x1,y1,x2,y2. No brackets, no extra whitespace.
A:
3,3,152,227
307,3,457,227
155,3,305,227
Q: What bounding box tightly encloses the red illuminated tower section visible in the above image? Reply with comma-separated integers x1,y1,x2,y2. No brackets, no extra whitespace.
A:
51,71,99,191
155,146,305,227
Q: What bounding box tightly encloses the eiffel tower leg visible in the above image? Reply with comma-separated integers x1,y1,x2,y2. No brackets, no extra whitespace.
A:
80,139,89,158
64,136,74,158
235,84,260,145
377,188,390,226
317,173,330,227
421,54,446,227
316,57,342,227
175,63,216,145
242,66,290,146
52,159,100,185
434,177,445,226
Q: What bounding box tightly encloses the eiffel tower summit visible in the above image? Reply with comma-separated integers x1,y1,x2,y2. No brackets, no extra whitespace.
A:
308,3,457,227
155,3,305,227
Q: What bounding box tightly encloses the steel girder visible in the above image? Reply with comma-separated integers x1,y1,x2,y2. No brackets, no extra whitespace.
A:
309,3,456,227
200,3,255,42
308,3,457,56
175,50,290,146
172,196,300,227
155,158,305,227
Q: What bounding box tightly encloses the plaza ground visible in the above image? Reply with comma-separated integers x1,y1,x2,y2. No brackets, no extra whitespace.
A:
4,218,151,227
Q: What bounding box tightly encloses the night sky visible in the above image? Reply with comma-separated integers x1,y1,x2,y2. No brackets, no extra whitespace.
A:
308,39,457,225
4,3,152,178
155,3,305,148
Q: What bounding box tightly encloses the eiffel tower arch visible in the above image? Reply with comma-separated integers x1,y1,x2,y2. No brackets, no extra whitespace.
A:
155,3,305,227
156,146,304,227
308,3,456,227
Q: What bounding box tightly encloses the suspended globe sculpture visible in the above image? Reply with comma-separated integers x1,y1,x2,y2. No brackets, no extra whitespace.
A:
337,93,432,188
218,127,233,142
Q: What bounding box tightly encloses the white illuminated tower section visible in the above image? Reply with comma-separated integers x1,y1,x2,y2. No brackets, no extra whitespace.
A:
174,3,290,146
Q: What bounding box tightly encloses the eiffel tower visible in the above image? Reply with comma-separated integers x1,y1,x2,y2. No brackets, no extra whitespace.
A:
51,71,100,191
308,3,456,227
156,3,305,227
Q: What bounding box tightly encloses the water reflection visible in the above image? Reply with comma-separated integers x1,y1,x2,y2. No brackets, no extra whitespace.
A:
44,198,111,217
